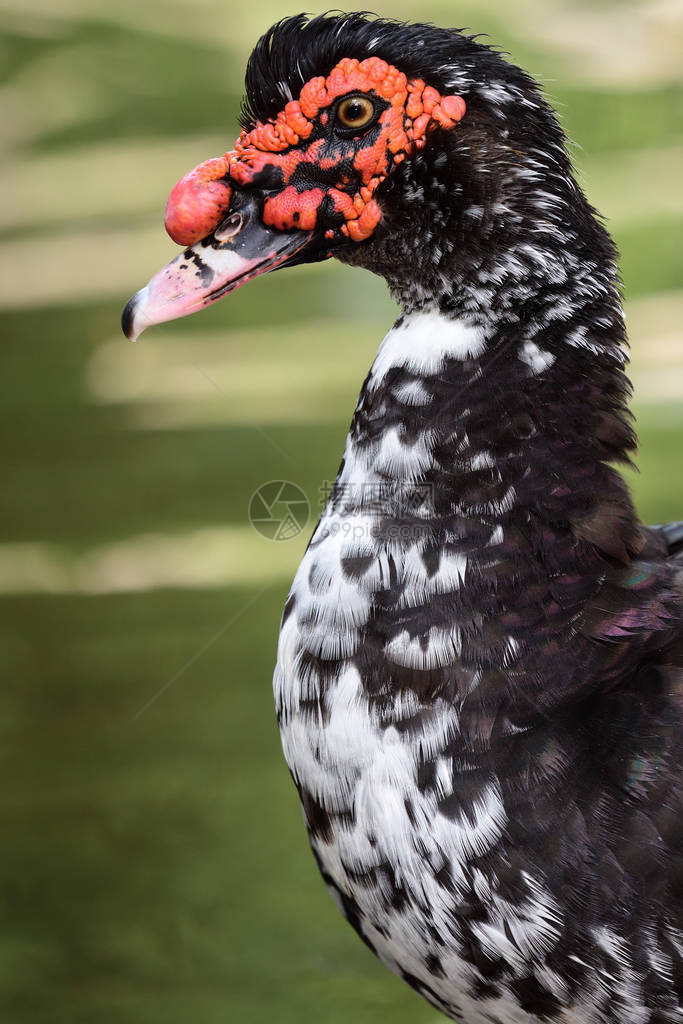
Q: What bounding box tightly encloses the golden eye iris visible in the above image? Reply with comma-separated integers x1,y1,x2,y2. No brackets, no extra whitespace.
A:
336,95,376,130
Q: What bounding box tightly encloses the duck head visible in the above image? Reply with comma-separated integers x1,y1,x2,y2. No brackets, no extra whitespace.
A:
122,13,578,340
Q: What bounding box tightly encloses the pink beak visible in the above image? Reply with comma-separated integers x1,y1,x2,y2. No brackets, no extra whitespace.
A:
122,193,314,341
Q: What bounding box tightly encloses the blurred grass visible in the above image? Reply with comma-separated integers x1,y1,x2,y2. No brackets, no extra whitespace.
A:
1,1,681,1022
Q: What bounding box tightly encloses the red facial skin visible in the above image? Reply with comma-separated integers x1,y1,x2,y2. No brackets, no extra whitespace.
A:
164,57,466,247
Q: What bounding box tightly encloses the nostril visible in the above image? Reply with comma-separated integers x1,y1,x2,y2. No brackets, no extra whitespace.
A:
214,212,244,242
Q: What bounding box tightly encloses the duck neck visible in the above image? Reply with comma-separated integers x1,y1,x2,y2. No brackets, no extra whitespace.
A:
332,281,640,568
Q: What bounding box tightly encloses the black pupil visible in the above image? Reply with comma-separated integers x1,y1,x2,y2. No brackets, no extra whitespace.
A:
344,100,367,123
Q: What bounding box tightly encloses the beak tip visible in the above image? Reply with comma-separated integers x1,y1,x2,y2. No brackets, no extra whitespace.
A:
121,289,146,342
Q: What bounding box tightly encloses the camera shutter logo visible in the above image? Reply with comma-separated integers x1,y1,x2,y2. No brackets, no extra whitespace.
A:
249,481,310,541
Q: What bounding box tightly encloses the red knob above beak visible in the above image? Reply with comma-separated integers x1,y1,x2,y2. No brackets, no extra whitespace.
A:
164,156,232,246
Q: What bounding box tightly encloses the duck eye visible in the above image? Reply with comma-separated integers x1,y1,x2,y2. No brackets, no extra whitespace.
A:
336,95,376,131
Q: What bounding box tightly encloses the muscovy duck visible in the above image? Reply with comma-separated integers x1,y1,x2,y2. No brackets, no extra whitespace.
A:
122,14,683,1023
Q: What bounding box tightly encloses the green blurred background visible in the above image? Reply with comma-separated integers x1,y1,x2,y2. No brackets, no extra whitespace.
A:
1,0,681,1021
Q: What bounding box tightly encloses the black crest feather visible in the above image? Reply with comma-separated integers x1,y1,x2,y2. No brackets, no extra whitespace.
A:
241,12,532,129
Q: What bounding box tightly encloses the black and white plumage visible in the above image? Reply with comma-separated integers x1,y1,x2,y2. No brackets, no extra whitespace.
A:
124,14,683,1022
